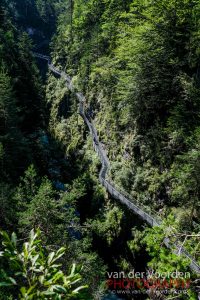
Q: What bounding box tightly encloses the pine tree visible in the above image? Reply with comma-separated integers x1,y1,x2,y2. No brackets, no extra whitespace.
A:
0,65,17,137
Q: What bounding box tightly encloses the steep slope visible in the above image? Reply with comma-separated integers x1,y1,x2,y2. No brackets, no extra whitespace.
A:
46,0,200,290
36,52,200,275
0,3,109,300
2,0,199,299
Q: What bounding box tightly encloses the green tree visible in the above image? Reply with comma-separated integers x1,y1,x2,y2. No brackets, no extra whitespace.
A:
143,216,199,273
89,204,123,245
14,165,38,204
18,178,67,243
169,148,200,226
0,65,28,180
0,66,17,136
15,167,88,244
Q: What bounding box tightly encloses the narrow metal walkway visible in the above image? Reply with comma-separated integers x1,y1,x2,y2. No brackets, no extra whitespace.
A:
33,52,200,274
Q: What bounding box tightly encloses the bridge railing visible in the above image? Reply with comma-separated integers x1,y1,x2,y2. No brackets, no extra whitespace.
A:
100,176,157,227
106,176,162,224
32,52,50,61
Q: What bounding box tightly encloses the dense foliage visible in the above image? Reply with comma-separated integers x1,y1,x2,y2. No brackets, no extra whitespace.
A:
1,0,200,299
0,229,87,299
0,1,106,298
46,0,200,297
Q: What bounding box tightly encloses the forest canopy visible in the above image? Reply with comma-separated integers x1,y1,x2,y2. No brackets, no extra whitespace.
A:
0,0,200,299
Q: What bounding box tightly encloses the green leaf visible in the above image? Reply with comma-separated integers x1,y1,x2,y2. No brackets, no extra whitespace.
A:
11,232,17,247
31,254,39,266
53,285,67,293
0,282,14,287
48,252,55,265
70,263,76,276
72,285,88,294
